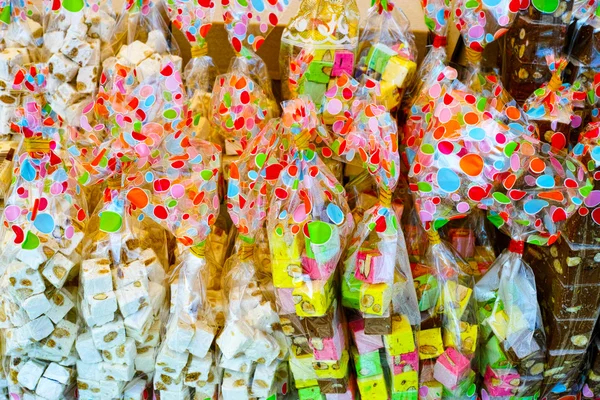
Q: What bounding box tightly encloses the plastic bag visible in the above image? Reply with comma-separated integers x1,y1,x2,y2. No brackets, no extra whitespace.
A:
523,55,581,151
280,0,360,107
166,0,219,141
353,0,417,111
0,65,87,400
582,339,600,400
210,0,286,156
42,0,117,126
332,86,420,399
215,113,290,400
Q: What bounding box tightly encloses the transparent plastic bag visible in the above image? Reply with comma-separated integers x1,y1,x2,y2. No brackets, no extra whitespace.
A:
353,0,417,111
75,176,169,400
0,67,87,400
523,55,580,151
0,0,43,63
209,0,286,156
280,0,360,106
42,0,117,126
166,0,219,142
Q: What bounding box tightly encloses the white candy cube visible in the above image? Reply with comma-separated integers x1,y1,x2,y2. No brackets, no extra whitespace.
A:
43,363,71,385
35,377,64,400
76,330,103,364
42,319,77,357
76,361,105,381
124,306,153,344
25,316,54,341
101,337,136,365
22,293,51,320
17,360,46,390
146,30,168,54
116,282,149,317
166,319,194,353
102,361,135,382
119,41,153,66
42,253,75,289
46,289,75,324
216,320,254,359
47,53,79,82
156,345,189,377
134,346,156,373
82,259,113,296
188,320,215,358
91,317,125,350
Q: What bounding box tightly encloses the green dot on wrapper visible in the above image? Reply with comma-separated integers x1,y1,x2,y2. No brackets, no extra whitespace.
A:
532,0,559,13
167,200,177,208
421,143,435,155
306,220,333,245
62,0,85,12
22,231,40,250
99,211,123,233
201,170,213,180
255,153,266,168
503,142,518,157
417,182,432,192
164,109,177,120
492,192,511,204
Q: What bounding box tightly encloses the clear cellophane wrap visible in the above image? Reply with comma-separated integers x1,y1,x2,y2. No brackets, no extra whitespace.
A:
0,65,87,400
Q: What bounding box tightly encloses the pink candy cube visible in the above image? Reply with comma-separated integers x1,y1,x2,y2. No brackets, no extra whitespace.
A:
302,255,336,280
354,248,394,284
483,366,521,397
433,348,471,390
349,319,384,355
331,50,355,77
311,323,345,361
389,349,419,375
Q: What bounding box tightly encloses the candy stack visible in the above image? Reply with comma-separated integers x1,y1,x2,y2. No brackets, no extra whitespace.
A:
280,0,360,107
42,0,117,126
503,0,574,103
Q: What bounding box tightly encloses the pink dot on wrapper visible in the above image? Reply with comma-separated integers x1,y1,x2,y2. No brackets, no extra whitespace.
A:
135,143,150,157
246,117,255,131
428,83,442,99
260,23,268,33
332,120,345,133
468,25,485,39
91,4,99,12
457,202,470,213
4,206,20,222
451,193,461,202
171,184,185,199
327,99,343,115
498,15,509,26
419,210,433,222
496,133,507,145
234,22,247,37
140,85,154,98
65,226,74,240
479,139,492,153
419,387,429,397
293,204,307,223
438,141,454,155
438,107,452,123
165,76,180,92
50,182,63,195
510,154,520,171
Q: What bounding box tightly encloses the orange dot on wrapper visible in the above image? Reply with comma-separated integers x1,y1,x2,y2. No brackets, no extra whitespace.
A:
235,76,247,90
459,154,484,177
463,112,479,125
529,157,545,174
520,141,536,156
503,173,516,190
127,188,149,208
433,125,446,141
337,74,348,86
506,106,521,121
443,119,462,139
538,191,565,202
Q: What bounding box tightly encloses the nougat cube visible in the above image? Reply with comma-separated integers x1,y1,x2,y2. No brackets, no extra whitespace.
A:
359,282,392,316
418,328,444,360
293,277,335,317
384,315,415,355
42,253,75,289
433,347,471,391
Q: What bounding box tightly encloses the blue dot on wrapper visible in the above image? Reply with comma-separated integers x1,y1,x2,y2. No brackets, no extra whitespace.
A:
227,182,239,198
248,170,258,181
536,175,555,188
592,146,600,163
507,122,525,134
145,95,156,108
279,210,287,219
33,213,54,234
485,33,494,43
551,383,567,394
526,105,546,119
493,160,504,170
251,0,265,12
21,159,36,182
436,8,445,24
145,172,154,183
523,199,549,215
189,26,197,34
573,196,582,205
248,34,255,44
437,168,460,193
138,214,144,221
326,203,344,225
468,127,486,141
572,143,584,157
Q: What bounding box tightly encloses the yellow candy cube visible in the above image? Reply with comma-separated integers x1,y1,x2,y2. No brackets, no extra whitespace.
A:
312,351,349,379
295,379,319,389
486,310,509,341
435,281,472,319
378,80,401,110
381,56,416,89
443,322,478,354
357,374,388,399
293,277,334,317
359,282,392,316
270,233,302,288
290,351,318,385
417,328,444,360
392,370,418,393
384,314,415,355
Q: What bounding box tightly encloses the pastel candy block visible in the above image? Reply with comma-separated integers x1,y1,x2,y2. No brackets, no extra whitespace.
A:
305,222,341,264
331,50,355,77
486,310,510,341
483,366,520,397
311,324,344,361
355,248,394,284
388,350,419,375
298,386,323,400
293,277,335,317
393,370,418,393
352,349,382,378
366,43,397,74
305,60,333,84
357,374,387,399
384,315,416,355
414,273,439,312
312,351,349,379
480,335,510,371
381,56,416,89
442,322,478,355
42,253,75,289
300,80,328,107
290,352,318,384
359,282,392,316
418,382,443,400
302,255,336,281
341,274,362,310
348,319,384,355
270,233,302,289
392,391,419,400
433,348,471,391
417,328,444,360
435,281,472,319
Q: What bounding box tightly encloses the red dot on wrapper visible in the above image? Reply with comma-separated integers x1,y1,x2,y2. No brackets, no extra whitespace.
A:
432,197,441,205
154,206,168,220
564,178,578,188
182,214,190,220
291,225,300,235
495,133,507,145
269,13,278,26
468,186,486,201
275,188,288,200
579,207,589,216
438,141,453,155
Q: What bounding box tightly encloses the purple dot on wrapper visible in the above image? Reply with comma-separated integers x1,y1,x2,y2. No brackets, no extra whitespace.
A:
4,206,20,222
50,182,63,196
510,153,520,171
451,193,461,201
498,15,509,26
457,202,470,213
585,191,600,208
234,22,247,37
571,114,582,128
419,386,429,397
468,25,485,40
260,23,268,33
65,225,74,240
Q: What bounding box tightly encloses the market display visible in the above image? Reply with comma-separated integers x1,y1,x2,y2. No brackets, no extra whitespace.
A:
2,0,600,399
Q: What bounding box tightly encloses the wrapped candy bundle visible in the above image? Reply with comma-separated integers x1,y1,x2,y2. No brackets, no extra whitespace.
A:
279,0,360,107
0,0,44,136
0,65,87,400
216,120,290,400
334,85,420,399
166,0,218,141
138,135,222,400
262,99,355,398
209,0,286,156
522,55,581,151
480,136,592,399
353,0,417,111
42,0,117,126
